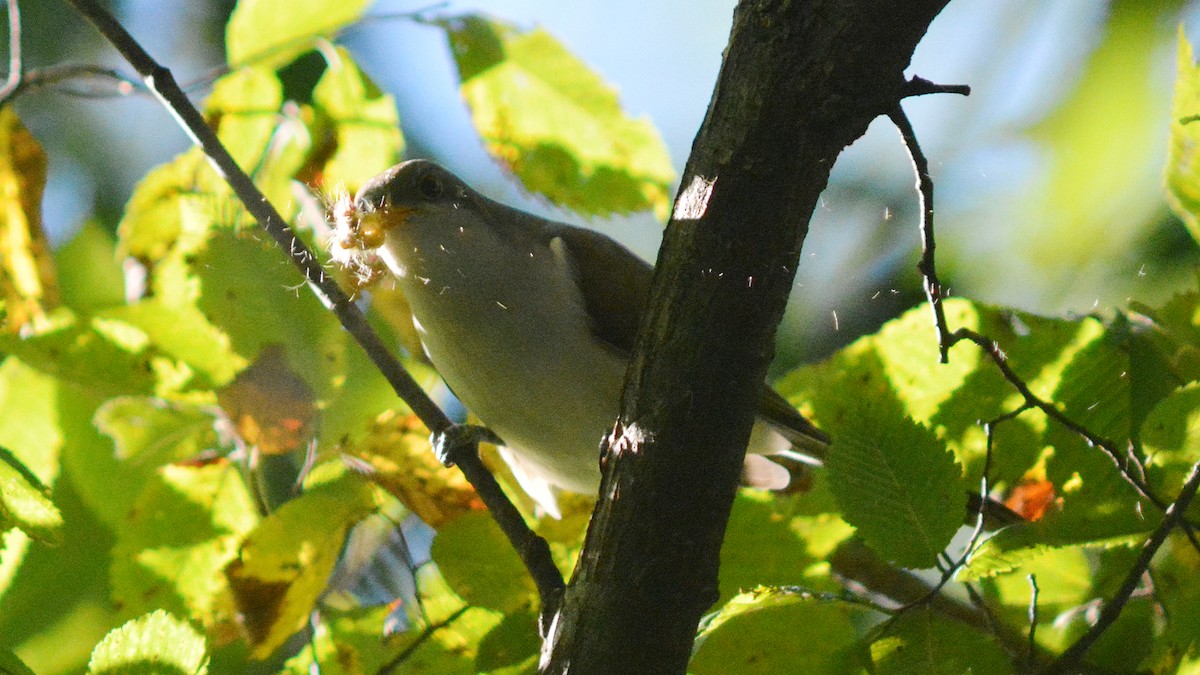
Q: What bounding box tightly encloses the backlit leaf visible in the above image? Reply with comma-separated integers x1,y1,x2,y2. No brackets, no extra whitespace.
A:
226,0,369,69
226,474,379,658
0,107,56,333
443,15,674,219
311,47,404,193
217,345,317,456
870,607,1011,674
1167,28,1200,246
87,609,208,675
430,510,537,613
345,410,482,529
111,461,257,634
825,396,965,568
692,589,866,674
0,446,62,544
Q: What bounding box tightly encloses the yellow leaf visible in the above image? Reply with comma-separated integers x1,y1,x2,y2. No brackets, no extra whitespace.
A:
0,108,56,333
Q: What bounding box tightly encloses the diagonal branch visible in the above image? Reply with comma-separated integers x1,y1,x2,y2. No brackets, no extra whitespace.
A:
1043,459,1200,674
62,0,563,614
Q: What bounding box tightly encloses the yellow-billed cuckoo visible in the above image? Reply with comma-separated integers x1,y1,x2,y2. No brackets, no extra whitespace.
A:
334,159,829,516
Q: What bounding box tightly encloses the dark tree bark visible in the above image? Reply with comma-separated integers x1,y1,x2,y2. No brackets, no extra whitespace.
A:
542,1,953,672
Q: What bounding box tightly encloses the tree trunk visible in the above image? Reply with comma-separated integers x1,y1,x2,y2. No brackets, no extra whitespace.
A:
541,1,953,672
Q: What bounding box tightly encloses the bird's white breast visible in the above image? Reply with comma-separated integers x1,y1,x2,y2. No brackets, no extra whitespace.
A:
378,216,626,500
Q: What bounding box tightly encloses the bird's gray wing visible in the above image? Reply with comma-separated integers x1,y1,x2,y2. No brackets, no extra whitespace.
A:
552,222,829,457
549,224,654,354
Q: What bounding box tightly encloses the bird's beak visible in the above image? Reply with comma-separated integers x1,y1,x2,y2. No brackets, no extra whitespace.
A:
337,201,417,251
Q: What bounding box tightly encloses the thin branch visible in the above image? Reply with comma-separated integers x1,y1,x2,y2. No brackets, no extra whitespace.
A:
63,0,564,612
0,0,20,100
901,75,970,99
950,326,1200,552
1,5,443,105
14,63,140,100
1026,574,1039,672
376,605,470,675
889,104,951,363
1043,459,1200,674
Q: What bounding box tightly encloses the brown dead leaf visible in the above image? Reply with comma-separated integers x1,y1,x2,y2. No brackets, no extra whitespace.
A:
345,410,483,528
1004,478,1060,522
218,345,317,455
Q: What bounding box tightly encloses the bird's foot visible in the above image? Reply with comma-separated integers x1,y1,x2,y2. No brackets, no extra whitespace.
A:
430,424,504,467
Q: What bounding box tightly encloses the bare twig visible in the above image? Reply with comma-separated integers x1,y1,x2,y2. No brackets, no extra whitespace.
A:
376,605,470,675
1026,573,1039,671
1,4,444,105
901,75,971,99
950,326,1200,553
889,104,951,363
1043,460,1200,674
4,63,140,101
63,0,564,613
0,0,20,100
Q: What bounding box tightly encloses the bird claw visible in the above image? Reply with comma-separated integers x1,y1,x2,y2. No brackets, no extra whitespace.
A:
430,424,503,467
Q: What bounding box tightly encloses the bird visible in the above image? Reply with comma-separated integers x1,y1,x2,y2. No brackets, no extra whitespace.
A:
333,159,829,517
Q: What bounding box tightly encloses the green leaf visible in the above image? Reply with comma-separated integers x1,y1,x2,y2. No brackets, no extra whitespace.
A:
870,607,1012,674
825,396,965,568
1167,27,1200,247
0,446,62,544
780,299,1091,483
94,397,221,466
692,589,867,674
87,609,208,675
1038,326,1149,543
226,474,379,658
311,47,404,193
1051,330,1133,445
117,68,300,266
65,389,199,528
207,67,286,171
442,15,674,219
111,458,256,629
0,648,35,675
430,510,537,613
0,310,160,397
0,528,30,605
0,357,64,594
0,357,62,487
1129,290,1200,384
111,461,257,631
98,301,246,389
475,608,539,673
959,524,1140,582
211,68,309,217
192,229,346,396
226,0,369,69
719,491,851,603
117,149,224,262
54,222,125,313
1144,381,1200,465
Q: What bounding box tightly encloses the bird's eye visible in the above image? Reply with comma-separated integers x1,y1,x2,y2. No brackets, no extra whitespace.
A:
418,173,444,200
